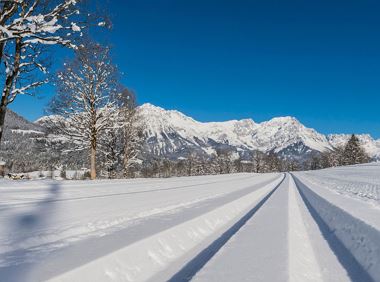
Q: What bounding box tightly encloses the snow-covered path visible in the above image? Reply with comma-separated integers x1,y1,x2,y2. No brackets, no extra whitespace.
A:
0,173,281,281
192,173,290,281
1,164,380,282
192,174,352,282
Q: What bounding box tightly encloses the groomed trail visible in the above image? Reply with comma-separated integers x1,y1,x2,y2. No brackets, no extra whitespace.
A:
1,164,380,282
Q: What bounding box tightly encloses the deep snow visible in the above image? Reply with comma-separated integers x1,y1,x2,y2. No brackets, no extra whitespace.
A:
0,173,280,281
1,164,380,282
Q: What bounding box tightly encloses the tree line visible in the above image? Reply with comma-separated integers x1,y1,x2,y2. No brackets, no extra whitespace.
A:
135,134,370,179
306,134,370,170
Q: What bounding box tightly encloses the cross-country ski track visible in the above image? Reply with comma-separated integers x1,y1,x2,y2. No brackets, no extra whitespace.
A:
1,164,380,282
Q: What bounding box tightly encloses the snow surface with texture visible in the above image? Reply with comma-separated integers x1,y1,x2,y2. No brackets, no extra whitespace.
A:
1,164,380,281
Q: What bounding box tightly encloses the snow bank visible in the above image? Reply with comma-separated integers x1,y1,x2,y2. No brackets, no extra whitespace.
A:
293,175,380,281
48,175,284,282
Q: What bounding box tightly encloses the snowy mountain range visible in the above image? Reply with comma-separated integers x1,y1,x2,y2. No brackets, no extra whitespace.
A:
4,104,380,162
137,103,380,160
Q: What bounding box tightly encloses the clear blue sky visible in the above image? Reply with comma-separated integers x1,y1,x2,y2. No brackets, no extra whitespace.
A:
10,0,380,138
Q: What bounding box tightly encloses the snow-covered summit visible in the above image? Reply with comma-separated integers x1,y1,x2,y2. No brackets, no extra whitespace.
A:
33,103,380,160
252,116,331,153
138,103,260,155
137,103,333,158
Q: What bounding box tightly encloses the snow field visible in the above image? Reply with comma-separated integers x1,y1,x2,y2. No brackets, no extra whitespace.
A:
190,171,380,282
47,175,284,281
0,173,280,281
293,174,380,281
300,164,380,204
2,165,380,282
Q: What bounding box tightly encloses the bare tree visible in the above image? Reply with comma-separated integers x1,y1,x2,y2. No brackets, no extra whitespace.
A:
251,150,265,173
264,152,283,172
117,89,143,178
0,0,92,145
100,127,120,179
48,41,119,179
98,88,143,178
215,148,234,174
233,157,244,173
319,147,344,168
185,152,200,176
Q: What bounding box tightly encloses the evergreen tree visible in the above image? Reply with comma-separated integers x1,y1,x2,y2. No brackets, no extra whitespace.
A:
342,134,369,165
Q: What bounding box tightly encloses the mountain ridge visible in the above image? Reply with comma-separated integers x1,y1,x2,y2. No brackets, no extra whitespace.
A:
134,103,380,160
9,103,380,161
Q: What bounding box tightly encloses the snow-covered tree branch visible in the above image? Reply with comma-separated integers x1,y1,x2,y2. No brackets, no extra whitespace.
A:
0,0,108,145
48,40,119,179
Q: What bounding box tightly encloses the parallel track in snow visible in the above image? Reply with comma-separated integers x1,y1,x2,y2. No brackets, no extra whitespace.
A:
2,169,380,282
174,174,379,282
167,173,286,282
0,174,283,282
293,174,377,282
43,175,285,282
0,174,261,210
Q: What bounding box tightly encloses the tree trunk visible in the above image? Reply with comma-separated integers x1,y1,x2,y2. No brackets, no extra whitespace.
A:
89,87,97,180
123,135,129,178
0,104,7,147
0,37,22,147
90,144,96,180
123,156,129,178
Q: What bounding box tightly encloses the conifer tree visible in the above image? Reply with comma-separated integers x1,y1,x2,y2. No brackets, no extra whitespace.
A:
342,134,369,165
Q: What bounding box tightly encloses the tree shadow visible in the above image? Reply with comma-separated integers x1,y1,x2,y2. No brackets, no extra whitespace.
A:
15,182,60,228
0,182,61,282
